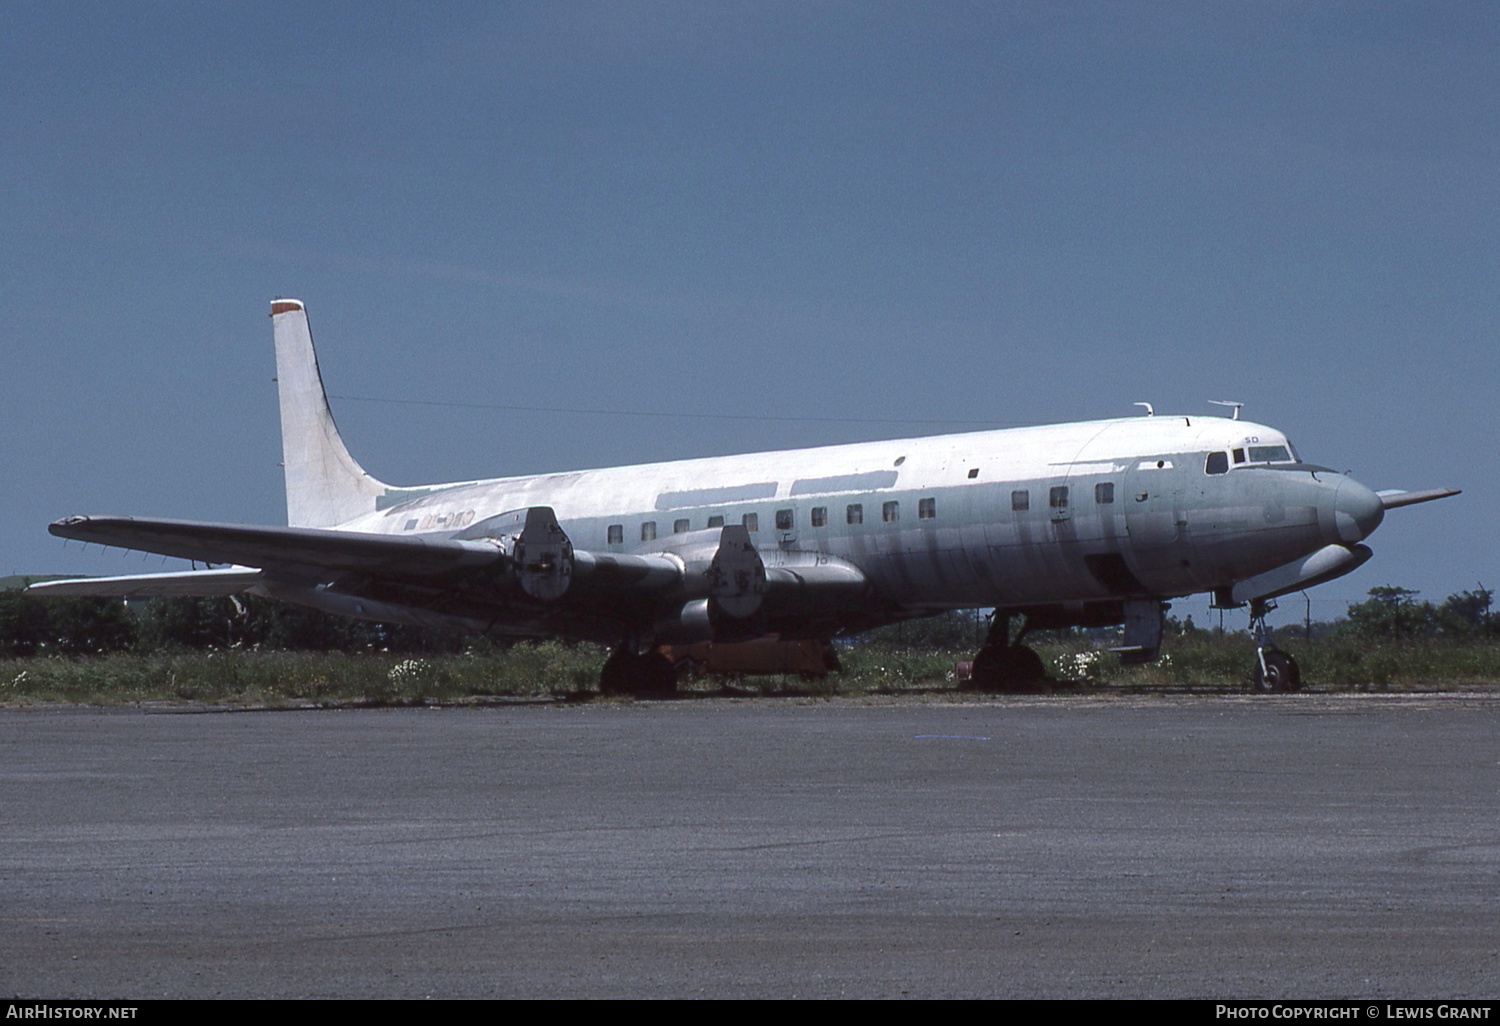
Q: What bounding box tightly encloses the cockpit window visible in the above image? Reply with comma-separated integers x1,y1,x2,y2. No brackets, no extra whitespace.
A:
1247,445,1293,463
1205,452,1229,475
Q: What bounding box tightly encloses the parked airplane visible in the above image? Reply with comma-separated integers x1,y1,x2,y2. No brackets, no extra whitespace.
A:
32,299,1458,693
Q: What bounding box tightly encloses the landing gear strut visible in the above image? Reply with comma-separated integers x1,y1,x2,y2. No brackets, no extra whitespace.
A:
599,646,677,697
969,614,1047,693
1249,598,1301,693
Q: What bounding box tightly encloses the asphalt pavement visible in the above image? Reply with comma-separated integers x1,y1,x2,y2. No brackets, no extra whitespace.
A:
3,694,1497,998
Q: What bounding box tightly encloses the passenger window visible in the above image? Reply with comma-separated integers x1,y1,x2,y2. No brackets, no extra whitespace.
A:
607,524,623,544
882,501,899,523
811,507,827,527
847,503,863,525
1011,490,1029,512
707,515,724,528
1049,486,1069,509
918,497,936,519
742,512,758,532
1206,452,1229,475
1095,482,1114,504
775,509,794,531
674,518,690,534
967,468,979,479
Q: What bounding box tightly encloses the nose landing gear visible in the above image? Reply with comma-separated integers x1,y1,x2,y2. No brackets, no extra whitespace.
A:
1249,598,1302,693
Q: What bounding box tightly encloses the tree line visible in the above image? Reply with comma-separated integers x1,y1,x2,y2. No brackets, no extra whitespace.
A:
1340,585,1496,638
0,589,478,658
0,582,1494,658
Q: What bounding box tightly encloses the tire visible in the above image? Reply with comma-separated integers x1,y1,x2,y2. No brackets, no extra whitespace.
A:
1009,645,1047,684
969,645,1046,693
598,651,634,696
1252,650,1298,694
635,650,678,697
599,650,677,697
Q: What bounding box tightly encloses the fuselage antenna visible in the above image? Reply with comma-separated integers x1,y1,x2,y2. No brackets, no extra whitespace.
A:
1209,400,1243,421
1134,402,1155,417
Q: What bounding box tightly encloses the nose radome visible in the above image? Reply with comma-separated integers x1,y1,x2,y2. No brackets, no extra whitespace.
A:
1334,477,1385,543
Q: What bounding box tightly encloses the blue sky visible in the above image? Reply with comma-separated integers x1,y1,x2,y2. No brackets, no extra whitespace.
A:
4,1,1494,623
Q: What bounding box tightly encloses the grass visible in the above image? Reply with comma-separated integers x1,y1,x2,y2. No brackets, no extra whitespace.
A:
3,634,1499,707
0,642,606,706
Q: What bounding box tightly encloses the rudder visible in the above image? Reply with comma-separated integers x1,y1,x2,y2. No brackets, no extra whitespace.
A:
271,299,390,527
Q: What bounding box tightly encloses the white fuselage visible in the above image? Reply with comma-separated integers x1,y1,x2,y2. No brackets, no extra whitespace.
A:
341,414,1359,616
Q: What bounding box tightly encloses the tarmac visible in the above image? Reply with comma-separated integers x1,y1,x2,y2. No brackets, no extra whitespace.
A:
3,693,1498,998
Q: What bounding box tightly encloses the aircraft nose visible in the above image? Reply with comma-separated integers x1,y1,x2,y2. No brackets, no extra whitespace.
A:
1333,477,1384,543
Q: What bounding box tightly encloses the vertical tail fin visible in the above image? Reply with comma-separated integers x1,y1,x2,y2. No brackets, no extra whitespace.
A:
271,299,390,528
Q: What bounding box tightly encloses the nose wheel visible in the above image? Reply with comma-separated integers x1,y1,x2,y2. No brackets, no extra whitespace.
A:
1249,599,1301,693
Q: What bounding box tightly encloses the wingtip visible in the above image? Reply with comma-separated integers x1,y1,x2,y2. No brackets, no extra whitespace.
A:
48,515,87,536
270,298,305,316
49,515,135,539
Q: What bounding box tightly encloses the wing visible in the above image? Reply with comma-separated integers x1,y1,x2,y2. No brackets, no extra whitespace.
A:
44,514,505,576
26,566,265,598
36,509,873,643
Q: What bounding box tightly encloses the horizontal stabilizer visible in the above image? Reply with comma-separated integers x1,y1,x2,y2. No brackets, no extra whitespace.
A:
48,515,503,578
1377,487,1461,510
26,567,265,598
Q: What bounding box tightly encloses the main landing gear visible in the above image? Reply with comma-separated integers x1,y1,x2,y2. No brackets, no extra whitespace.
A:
599,646,677,697
969,614,1047,693
1248,598,1301,693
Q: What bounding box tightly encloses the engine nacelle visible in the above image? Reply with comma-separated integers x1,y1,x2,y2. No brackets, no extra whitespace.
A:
1230,543,1373,606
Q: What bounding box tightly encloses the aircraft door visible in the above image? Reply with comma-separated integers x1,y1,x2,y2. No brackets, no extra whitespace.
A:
1124,459,1189,582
